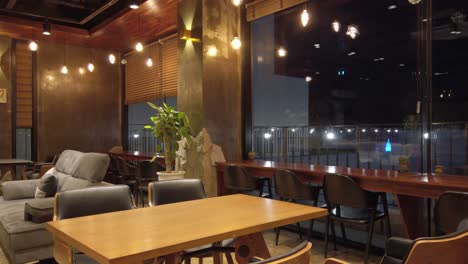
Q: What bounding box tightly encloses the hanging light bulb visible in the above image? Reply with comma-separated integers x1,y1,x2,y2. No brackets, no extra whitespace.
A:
28,41,38,51
231,34,242,50
277,47,287,57
108,54,116,64
301,9,310,27
332,21,341,32
346,25,359,39
146,57,153,67
60,65,68,75
87,63,95,72
135,42,144,52
231,0,243,6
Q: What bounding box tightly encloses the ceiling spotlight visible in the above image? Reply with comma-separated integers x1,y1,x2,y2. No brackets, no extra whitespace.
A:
332,21,341,32
346,25,359,39
301,9,310,27
121,59,127,65
42,21,51,36
87,63,95,72
314,43,320,49
135,42,144,52
28,41,38,51
146,57,153,67
231,34,242,50
277,47,287,57
60,65,68,75
108,54,116,64
129,2,139,9
348,51,356,56
388,5,398,10
408,0,421,4
231,0,243,6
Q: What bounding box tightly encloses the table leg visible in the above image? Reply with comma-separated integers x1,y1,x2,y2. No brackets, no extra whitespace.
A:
396,194,426,239
234,232,271,264
54,236,73,264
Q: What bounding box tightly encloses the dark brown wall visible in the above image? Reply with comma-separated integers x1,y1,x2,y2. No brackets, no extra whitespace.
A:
0,37,12,158
178,0,243,161
36,42,121,160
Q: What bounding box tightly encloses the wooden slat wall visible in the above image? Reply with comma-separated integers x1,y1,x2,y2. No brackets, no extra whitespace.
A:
125,34,177,104
246,0,306,21
15,42,32,128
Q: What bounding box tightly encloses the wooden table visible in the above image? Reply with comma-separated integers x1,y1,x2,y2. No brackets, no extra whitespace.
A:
47,194,327,264
108,150,166,167
216,160,468,239
0,159,32,181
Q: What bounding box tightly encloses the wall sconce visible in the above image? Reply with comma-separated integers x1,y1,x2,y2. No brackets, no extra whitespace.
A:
180,29,200,42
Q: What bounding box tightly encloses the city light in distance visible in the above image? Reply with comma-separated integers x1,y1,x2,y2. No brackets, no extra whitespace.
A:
309,128,315,134
423,132,429,139
326,132,335,140
264,133,272,139
277,47,287,57
305,76,312,82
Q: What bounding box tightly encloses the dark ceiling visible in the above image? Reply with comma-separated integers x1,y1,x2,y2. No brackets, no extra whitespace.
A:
0,0,139,29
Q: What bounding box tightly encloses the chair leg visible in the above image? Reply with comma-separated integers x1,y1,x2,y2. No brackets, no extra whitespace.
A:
225,252,234,264
307,220,314,241
267,179,273,198
364,215,376,264
330,219,337,251
324,215,330,258
275,227,281,245
382,193,392,237
340,222,347,243
296,222,303,240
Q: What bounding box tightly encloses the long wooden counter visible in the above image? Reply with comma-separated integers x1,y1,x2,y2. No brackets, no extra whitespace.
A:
216,160,468,239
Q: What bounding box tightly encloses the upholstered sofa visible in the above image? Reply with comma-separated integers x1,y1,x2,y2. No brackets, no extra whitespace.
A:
0,150,111,264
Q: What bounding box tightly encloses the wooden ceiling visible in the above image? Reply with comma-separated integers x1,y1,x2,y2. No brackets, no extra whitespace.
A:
0,0,178,51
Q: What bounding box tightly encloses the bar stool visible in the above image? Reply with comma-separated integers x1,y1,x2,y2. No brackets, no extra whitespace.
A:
273,169,321,245
223,164,273,198
323,173,391,264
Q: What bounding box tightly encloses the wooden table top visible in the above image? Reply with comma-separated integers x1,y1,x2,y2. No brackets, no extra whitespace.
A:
0,159,32,165
216,160,468,195
47,194,327,264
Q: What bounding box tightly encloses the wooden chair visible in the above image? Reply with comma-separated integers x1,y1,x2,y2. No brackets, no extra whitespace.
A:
250,241,312,264
324,258,349,264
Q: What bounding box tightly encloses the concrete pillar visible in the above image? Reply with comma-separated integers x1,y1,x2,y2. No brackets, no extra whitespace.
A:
178,0,242,160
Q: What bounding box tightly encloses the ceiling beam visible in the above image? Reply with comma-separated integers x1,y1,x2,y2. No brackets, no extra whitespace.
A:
5,0,17,9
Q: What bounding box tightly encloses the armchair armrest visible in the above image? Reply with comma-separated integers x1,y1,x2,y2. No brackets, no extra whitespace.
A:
1,179,41,200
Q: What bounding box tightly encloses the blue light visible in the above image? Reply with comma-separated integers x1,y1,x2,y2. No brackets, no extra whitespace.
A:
385,138,392,152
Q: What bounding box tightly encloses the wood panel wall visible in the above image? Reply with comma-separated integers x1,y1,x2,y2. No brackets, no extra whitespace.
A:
36,42,122,161
0,37,12,159
15,42,32,128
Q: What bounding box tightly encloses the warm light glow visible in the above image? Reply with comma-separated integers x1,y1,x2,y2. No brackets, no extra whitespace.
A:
277,47,287,57
108,54,116,64
28,41,38,51
87,63,95,72
60,66,68,75
78,67,86,75
301,9,310,27
129,3,139,9
231,36,242,50
231,0,243,6
146,57,153,67
121,59,127,65
135,42,144,52
408,0,421,4
346,25,360,39
332,21,341,32
207,46,218,57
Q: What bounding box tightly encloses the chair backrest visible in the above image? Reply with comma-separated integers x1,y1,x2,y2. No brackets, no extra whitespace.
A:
137,160,165,179
274,170,317,200
251,241,311,264
54,185,136,220
116,157,134,174
148,179,207,206
223,165,258,191
323,173,378,209
404,230,468,264
434,191,468,235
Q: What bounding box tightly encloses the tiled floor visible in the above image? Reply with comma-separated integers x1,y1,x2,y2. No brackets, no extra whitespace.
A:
0,229,382,264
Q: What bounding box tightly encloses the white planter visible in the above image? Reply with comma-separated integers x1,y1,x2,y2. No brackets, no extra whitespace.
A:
157,171,185,181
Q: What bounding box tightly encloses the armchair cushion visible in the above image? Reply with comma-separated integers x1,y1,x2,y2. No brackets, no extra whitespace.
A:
24,198,55,223
34,173,57,198
1,180,41,201
72,153,110,183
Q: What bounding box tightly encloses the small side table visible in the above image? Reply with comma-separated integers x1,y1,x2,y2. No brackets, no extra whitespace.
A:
0,159,33,181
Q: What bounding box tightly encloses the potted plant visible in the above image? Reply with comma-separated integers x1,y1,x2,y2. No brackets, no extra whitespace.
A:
144,102,192,180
